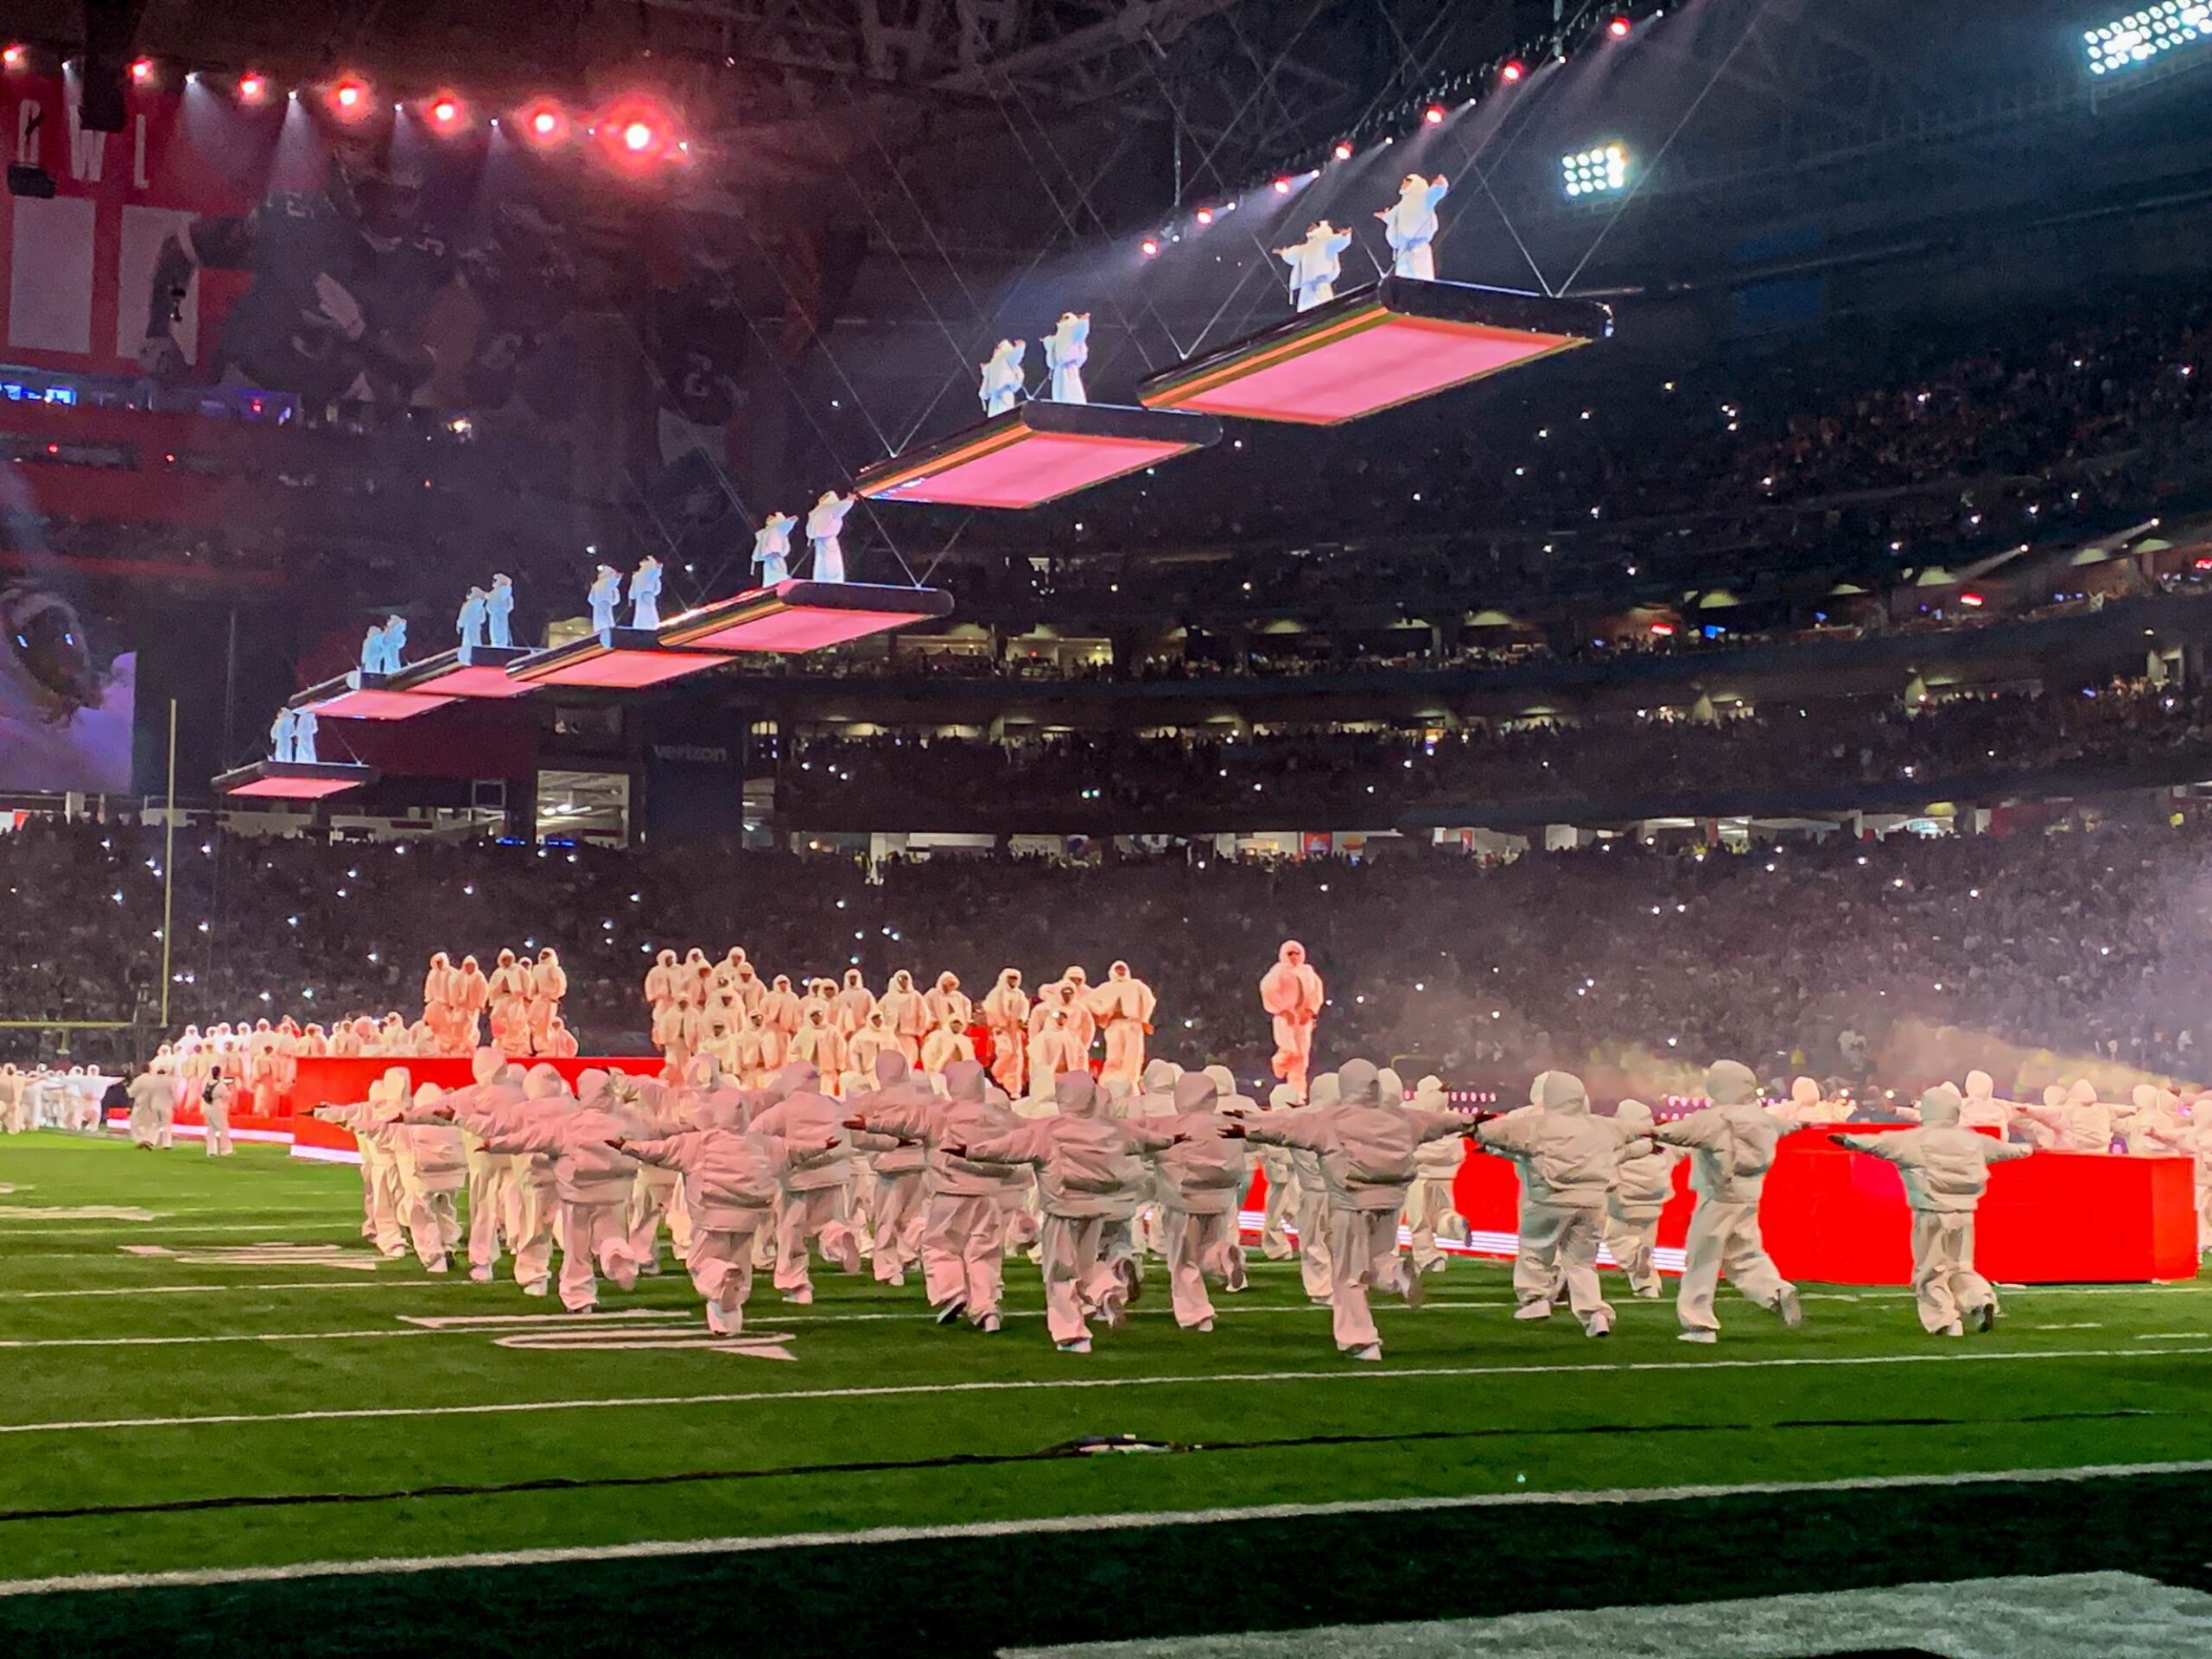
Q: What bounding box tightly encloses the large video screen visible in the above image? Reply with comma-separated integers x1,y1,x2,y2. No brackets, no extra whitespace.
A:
0,587,133,792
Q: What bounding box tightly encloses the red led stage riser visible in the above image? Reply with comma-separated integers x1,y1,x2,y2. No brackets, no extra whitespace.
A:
658,581,953,653
1138,278,1611,427
505,628,733,690
854,402,1221,510
214,760,377,801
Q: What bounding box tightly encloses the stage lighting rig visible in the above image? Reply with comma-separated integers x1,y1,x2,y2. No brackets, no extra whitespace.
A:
2086,2,2211,73
1562,143,1629,198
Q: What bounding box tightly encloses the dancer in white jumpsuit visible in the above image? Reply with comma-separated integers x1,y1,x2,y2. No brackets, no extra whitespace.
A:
1652,1059,1802,1343
1470,1071,1629,1337
1834,1083,2034,1334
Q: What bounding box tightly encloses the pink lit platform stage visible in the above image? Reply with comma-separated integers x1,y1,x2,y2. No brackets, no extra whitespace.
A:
213,759,378,800
390,645,539,702
659,580,954,652
1139,277,1611,425
287,671,456,722
1247,1122,2197,1286
854,401,1220,509
505,626,733,690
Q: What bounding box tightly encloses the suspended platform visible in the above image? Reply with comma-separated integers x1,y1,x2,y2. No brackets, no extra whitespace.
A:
391,645,539,702
287,671,455,722
658,580,954,653
505,627,733,690
213,760,378,801
855,401,1220,509
1137,277,1611,425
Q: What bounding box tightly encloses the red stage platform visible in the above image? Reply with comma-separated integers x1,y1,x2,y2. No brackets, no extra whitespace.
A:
213,760,377,800
658,581,953,653
289,672,457,721
1243,1122,2198,1285
853,401,1221,509
505,628,733,690
283,1055,668,1162
1139,277,1611,426
390,646,540,702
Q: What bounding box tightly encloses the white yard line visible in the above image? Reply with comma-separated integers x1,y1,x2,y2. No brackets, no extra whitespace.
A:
3,1341,2209,1437
4,1459,2212,1599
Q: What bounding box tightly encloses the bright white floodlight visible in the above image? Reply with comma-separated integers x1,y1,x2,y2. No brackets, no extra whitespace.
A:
1562,143,1630,198
2084,2,2212,74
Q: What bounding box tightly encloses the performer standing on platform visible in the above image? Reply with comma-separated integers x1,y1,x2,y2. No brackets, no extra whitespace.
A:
1376,174,1449,280
981,969,1030,1099
1833,1083,2035,1335
1091,960,1157,1090
1260,940,1324,1103
1277,220,1352,312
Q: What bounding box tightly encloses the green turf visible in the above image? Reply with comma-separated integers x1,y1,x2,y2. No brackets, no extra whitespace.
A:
4,1132,2212,1654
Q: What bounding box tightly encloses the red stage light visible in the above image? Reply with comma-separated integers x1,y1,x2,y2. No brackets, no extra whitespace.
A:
429,95,464,129
330,78,372,118
1959,592,1985,608
238,72,270,104
518,101,567,144
1140,238,1160,257
1273,176,1293,194
1607,14,1632,37
1501,58,1526,81
1195,207,1215,226
1423,104,1446,126
1332,140,1354,162
1649,622,1675,636
3,45,28,71
621,119,654,152
130,56,155,85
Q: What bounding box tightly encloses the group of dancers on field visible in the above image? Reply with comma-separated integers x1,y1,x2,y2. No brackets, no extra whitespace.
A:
112,933,2201,1355
288,1037,2057,1357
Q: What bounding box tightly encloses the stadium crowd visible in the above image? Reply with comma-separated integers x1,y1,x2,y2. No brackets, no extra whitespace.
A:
779,679,2212,821
7,798,2209,1088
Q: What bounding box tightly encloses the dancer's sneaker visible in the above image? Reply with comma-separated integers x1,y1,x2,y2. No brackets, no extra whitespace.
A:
782,1285,813,1305
568,1302,597,1316
1634,1285,1662,1299
1224,1249,1249,1294
1775,1286,1803,1328
1345,1342,1382,1363
1582,1310,1611,1338
380,1246,408,1261
521,1280,550,1297
1512,1301,1552,1321
1678,1328,1717,1344
705,1303,729,1335
468,1265,493,1283
976,1313,1002,1334
935,1299,968,1325
1101,1291,1128,1331
1402,1264,1424,1309
1941,1319,1965,1337
1192,1318,1215,1333
1974,1302,1998,1333
424,1257,448,1274
1056,1338,1092,1354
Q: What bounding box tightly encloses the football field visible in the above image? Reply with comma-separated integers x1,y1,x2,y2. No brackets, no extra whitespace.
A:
6,1134,2212,1656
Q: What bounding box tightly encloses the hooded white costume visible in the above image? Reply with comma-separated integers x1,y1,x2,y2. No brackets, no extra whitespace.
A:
1259,940,1323,1102
1651,1059,1802,1341
1836,1084,2034,1334
1240,1059,1469,1360
1402,1074,1464,1273
1604,1098,1683,1298
1473,1071,1627,1336
1376,173,1449,280
1277,220,1353,312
